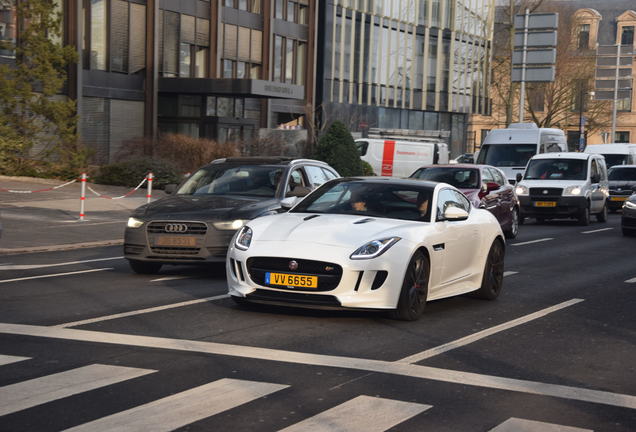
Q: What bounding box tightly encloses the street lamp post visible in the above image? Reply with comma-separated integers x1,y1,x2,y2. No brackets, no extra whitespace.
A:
578,85,586,151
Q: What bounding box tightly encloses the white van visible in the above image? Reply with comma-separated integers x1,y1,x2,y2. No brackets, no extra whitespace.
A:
476,123,567,183
355,138,449,177
584,143,636,168
515,152,609,225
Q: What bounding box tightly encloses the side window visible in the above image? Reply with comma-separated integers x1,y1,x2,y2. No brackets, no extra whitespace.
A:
286,168,307,194
304,165,328,187
355,140,369,156
436,188,465,221
481,168,495,184
493,168,507,186
321,167,338,180
452,190,471,212
590,159,600,182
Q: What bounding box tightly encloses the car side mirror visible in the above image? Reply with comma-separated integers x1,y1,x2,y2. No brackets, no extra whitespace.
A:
443,206,469,221
486,182,499,192
280,196,298,209
286,185,311,198
164,184,177,194
516,173,523,183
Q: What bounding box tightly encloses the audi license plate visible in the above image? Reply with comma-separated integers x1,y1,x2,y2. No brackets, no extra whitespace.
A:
155,236,196,247
610,196,627,201
534,201,556,207
265,272,318,288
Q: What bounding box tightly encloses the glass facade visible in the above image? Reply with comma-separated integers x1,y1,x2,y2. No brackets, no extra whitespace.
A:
0,0,17,59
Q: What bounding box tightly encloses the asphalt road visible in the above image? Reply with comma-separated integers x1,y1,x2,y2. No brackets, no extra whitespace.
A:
0,214,634,431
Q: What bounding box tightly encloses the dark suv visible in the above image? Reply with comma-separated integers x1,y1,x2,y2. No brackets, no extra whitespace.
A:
607,165,636,212
124,157,339,274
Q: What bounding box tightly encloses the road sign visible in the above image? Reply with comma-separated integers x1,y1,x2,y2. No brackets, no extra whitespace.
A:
513,13,559,30
512,48,556,65
514,32,558,48
512,66,555,82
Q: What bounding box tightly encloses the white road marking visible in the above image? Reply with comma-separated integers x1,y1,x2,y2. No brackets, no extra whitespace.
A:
0,268,113,284
625,277,636,284
0,256,123,271
0,355,30,367
397,299,584,364
1,322,634,409
0,364,155,416
64,378,288,432
503,271,518,277
279,395,431,432
582,227,613,234
511,238,554,246
55,294,230,328
490,417,593,432
58,221,125,226
150,275,191,282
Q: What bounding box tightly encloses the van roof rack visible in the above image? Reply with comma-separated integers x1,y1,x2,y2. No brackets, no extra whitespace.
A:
367,128,449,142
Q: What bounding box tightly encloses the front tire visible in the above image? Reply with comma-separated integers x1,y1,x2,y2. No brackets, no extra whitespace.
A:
473,239,505,300
578,204,591,226
128,260,162,274
390,251,429,321
504,208,519,239
596,204,608,223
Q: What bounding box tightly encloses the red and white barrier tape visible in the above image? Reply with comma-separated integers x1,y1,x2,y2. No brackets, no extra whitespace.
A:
86,176,148,200
0,178,77,194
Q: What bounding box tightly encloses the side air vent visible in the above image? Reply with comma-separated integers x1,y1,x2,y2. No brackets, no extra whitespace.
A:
304,214,320,221
353,218,375,224
371,271,388,290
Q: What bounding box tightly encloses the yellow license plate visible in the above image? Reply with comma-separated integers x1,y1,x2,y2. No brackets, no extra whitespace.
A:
155,236,197,247
534,201,557,207
265,272,318,288
610,196,627,201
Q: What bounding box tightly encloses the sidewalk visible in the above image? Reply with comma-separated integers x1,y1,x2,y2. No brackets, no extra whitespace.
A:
0,175,164,255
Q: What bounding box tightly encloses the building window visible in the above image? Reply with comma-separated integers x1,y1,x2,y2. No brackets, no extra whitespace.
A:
274,35,282,81
617,96,632,112
90,0,107,70
577,24,590,50
529,86,545,112
274,0,308,24
222,24,262,79
621,26,634,46
0,1,17,59
615,131,630,143
160,12,209,78
225,0,260,13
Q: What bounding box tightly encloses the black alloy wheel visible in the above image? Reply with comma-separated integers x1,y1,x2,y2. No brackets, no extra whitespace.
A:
391,251,430,321
596,204,608,223
473,239,505,300
128,259,162,275
504,208,519,239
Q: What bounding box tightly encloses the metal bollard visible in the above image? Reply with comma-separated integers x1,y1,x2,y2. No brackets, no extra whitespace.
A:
79,172,87,221
147,172,153,204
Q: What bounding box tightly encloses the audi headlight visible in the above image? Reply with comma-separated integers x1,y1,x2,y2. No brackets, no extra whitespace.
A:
127,217,144,228
625,200,636,210
234,226,253,250
350,237,401,260
515,185,528,196
213,219,247,230
563,185,582,196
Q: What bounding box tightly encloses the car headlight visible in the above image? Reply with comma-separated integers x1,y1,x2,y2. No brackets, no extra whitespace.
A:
563,185,582,196
213,219,247,230
127,217,144,228
234,226,253,250
350,237,401,260
515,185,528,196
624,201,636,210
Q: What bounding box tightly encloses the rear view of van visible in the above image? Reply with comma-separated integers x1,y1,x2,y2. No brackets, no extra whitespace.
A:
584,143,636,168
355,139,449,178
476,123,567,183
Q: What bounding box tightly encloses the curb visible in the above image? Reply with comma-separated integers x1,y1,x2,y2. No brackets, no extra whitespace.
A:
0,240,124,255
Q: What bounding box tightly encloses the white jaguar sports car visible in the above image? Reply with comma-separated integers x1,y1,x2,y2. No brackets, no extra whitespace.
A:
226,178,505,320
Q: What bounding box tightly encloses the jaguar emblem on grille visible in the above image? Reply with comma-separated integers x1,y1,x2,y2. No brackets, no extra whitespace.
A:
164,223,188,233
288,260,299,271
543,190,548,194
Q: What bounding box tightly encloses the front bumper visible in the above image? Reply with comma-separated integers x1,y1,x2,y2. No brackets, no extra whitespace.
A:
226,240,414,310
622,207,636,231
519,196,586,218
607,195,631,210
124,220,236,264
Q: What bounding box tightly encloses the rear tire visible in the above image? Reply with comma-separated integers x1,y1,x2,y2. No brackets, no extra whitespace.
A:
504,208,519,239
390,251,429,321
128,260,162,274
596,204,608,223
473,240,505,300
578,204,590,226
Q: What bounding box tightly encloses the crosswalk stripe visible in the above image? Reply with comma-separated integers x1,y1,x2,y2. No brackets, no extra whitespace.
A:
0,364,155,416
0,355,30,367
64,378,288,432
489,417,593,431
278,395,431,432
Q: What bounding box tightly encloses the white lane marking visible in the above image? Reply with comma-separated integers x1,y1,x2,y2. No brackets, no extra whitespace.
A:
0,355,30,367
0,364,155,416
625,277,636,284
582,227,613,234
1,322,634,410
503,271,518,277
150,276,191,282
55,294,231,328
511,238,554,246
0,256,123,271
0,268,113,284
279,395,431,432
64,378,288,432
397,299,584,365
58,221,125,226
490,417,593,432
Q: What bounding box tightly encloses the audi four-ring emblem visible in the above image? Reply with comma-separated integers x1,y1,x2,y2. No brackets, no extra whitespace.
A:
164,223,188,233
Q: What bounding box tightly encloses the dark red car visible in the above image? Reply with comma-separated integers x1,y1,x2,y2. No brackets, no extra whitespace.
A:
410,164,520,239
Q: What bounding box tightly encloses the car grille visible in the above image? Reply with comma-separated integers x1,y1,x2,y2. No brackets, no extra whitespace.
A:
149,246,200,255
147,221,207,235
124,244,144,255
246,257,343,292
529,187,563,199
246,289,342,307
207,246,228,257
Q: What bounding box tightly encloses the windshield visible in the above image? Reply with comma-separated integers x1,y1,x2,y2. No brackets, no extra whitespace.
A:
524,159,587,181
411,167,480,189
177,165,284,197
608,167,636,181
601,154,629,168
476,144,537,167
291,180,434,222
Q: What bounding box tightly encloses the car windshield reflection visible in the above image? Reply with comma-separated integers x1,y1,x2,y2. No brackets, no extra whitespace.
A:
177,165,284,198
524,159,587,180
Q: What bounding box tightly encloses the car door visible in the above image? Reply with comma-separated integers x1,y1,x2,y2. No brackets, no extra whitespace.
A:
480,168,500,218
489,167,513,226
589,158,604,213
